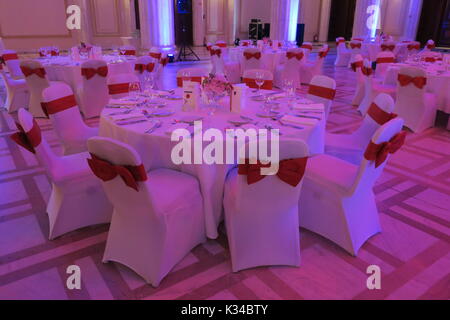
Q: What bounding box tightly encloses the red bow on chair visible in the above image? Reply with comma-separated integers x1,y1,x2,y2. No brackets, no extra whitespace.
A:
121,50,136,56
134,63,155,73
206,45,212,52
424,57,436,63
376,57,395,64
350,43,361,49
39,50,58,57
242,42,249,47
361,66,373,76
238,158,308,187
81,66,108,79
160,57,169,66
210,48,222,57
87,154,148,191
397,74,427,89
10,120,42,154
2,53,19,62
336,39,345,47
20,66,46,78
308,85,336,100
286,51,303,60
318,49,329,58
426,43,435,50
364,131,406,168
149,52,162,60
351,61,363,72
301,44,313,50
381,44,395,51
367,103,397,125
407,43,420,51
41,94,77,117
243,51,261,60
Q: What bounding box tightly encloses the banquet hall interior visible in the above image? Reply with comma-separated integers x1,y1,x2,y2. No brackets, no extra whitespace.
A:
0,0,449,301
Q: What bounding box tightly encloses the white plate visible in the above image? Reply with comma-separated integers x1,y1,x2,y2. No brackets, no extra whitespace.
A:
177,115,203,124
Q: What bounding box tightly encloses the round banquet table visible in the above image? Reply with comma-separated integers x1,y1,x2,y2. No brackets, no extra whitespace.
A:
361,42,408,61
384,63,450,113
38,55,136,92
98,89,326,239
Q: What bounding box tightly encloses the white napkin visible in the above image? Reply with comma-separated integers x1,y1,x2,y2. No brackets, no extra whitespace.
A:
109,98,138,106
292,103,324,112
281,115,318,126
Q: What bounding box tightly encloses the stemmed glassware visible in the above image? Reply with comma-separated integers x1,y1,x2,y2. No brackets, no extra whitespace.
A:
282,79,296,110
143,74,156,105
128,81,141,102
254,72,265,95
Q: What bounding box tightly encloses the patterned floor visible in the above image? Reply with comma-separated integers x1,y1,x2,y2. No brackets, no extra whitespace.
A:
0,48,449,300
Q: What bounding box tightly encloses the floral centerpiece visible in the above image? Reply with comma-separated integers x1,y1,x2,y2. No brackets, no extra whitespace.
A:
78,42,92,57
201,74,233,115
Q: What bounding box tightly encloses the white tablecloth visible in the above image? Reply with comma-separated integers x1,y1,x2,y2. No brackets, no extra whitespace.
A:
361,42,408,61
385,63,450,113
98,89,325,238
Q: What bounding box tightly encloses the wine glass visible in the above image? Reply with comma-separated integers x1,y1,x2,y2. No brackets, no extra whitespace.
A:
254,72,265,95
143,74,155,104
282,79,295,110
129,81,141,102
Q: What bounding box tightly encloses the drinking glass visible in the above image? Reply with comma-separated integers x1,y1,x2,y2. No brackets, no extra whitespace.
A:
254,72,265,94
143,74,155,103
129,82,141,102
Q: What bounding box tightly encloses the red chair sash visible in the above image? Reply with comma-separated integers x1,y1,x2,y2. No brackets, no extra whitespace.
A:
361,66,373,76
376,57,395,64
134,63,155,73
397,74,427,89
426,43,435,50
210,49,222,57
350,43,362,49
206,45,211,52
351,60,363,72
10,120,42,154
353,38,364,41
381,44,395,51
20,66,47,78
243,51,261,60
81,66,108,79
121,50,136,56
242,78,273,90
286,51,303,60
2,53,19,62
238,158,308,187
149,52,162,60
424,57,436,63
364,131,406,168
87,154,147,191
407,44,420,51
109,82,130,95
242,42,249,47
41,94,77,117
176,76,203,87
318,49,329,58
336,39,346,47
159,57,169,66
216,43,227,48
39,50,59,57
308,85,336,100
301,44,313,50
367,103,397,125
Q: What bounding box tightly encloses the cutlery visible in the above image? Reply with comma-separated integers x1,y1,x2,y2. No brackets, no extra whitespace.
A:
278,121,304,130
145,121,162,133
114,115,144,122
108,109,133,116
291,114,321,120
116,119,147,126
105,105,131,109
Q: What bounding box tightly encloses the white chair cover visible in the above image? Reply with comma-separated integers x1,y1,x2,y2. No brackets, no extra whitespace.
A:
176,67,208,87
0,63,28,113
134,55,157,85
242,69,274,90
87,136,205,286
78,59,109,118
210,45,225,75
348,40,362,68
299,118,405,255
300,45,328,84
307,75,336,119
300,42,313,60
241,48,262,76
274,48,303,89
2,50,23,79
223,139,309,271
107,73,140,99
326,93,396,164
394,66,437,132
375,51,395,80
42,82,98,155
335,37,351,67
350,54,365,106
13,109,111,239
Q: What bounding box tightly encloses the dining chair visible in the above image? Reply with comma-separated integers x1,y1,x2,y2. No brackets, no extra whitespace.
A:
299,118,405,255
42,82,98,155
241,48,263,76
0,62,29,113
176,67,208,87
2,49,24,79
78,59,109,118
394,66,437,132
107,73,140,99
374,51,395,80
307,74,336,119
11,108,112,239
326,93,397,165
134,55,157,86
300,42,313,60
335,37,351,67
87,136,205,286
242,69,273,90
223,139,309,272
300,45,329,85
274,48,303,89
350,54,365,106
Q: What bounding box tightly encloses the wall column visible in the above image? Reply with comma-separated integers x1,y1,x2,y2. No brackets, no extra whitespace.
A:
270,0,300,43
352,0,382,39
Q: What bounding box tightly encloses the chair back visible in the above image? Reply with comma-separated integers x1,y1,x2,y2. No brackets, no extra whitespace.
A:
119,45,136,56
351,54,364,83
243,69,273,90
241,48,262,74
336,37,347,53
20,60,50,117
307,75,336,118
280,48,303,88
375,51,395,78
108,73,140,99
210,45,225,75
80,59,109,118
2,50,23,79
176,67,208,87
134,55,156,84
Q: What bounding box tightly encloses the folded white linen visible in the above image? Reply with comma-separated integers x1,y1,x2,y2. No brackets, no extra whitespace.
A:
280,114,318,126
292,103,324,112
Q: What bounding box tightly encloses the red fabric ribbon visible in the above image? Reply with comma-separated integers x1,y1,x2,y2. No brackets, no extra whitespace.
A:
367,103,397,125
353,38,364,42
381,44,395,51
121,50,136,55
243,51,261,60
318,49,329,58
2,53,19,61
206,45,211,52
81,66,108,79
426,43,435,50
10,120,42,154
87,153,147,191
286,51,303,60
41,94,77,117
176,76,203,87
308,85,336,100
351,60,363,72
364,131,406,168
39,50,59,57
301,44,313,50
242,42,249,47
376,57,395,64
350,42,362,49
238,158,308,187
242,78,273,90
407,43,420,50
149,52,162,60
361,66,373,76
336,39,346,47
20,66,47,78
109,83,131,95
424,57,436,63
210,48,222,57
159,57,169,66
216,42,227,48
397,74,427,89
134,63,155,73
